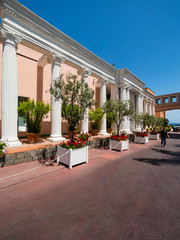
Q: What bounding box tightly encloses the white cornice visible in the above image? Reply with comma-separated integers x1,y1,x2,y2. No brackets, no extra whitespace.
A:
119,68,145,88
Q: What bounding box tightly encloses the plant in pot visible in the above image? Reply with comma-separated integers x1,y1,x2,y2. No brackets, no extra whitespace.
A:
134,132,149,144
0,141,7,167
89,108,104,136
103,98,134,136
103,98,134,151
18,99,51,143
106,111,116,134
50,73,95,169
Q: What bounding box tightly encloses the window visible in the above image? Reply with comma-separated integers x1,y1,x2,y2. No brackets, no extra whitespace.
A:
156,99,161,104
171,96,176,103
163,98,168,103
18,96,28,132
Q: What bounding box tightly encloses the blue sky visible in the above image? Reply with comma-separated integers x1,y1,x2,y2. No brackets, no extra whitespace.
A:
18,0,180,122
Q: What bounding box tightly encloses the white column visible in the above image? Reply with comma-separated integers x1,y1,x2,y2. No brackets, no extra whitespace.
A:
110,84,118,132
149,101,152,115
126,86,131,132
99,79,108,135
81,68,91,133
136,93,142,131
145,100,148,113
1,29,22,147
140,94,144,114
153,103,155,115
47,54,65,142
120,84,127,131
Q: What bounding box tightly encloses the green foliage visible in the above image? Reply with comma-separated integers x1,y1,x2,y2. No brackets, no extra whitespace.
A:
155,117,164,130
89,108,104,129
103,98,134,136
141,113,156,129
50,74,95,141
0,142,7,156
18,99,51,133
155,117,169,130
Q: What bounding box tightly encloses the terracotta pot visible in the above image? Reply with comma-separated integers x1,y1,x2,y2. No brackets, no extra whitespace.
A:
27,133,40,143
91,129,99,136
107,128,112,134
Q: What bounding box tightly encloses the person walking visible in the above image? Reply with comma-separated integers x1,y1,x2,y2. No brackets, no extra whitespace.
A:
160,127,169,148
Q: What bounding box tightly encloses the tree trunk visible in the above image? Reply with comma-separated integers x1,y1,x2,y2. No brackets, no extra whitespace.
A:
117,125,120,136
71,130,74,142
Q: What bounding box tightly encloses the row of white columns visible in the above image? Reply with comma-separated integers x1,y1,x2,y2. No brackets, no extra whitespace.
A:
0,29,155,147
0,29,111,147
143,98,155,115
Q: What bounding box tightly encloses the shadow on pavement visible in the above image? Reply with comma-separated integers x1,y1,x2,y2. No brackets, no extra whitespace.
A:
175,144,180,148
133,148,180,166
168,133,180,139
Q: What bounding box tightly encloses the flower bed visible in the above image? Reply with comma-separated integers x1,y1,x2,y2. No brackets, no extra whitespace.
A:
111,135,127,141
135,132,148,137
110,135,129,152
60,139,86,149
78,132,90,142
57,139,88,169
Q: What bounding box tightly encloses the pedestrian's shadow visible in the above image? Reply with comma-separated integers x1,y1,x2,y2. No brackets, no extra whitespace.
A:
133,148,180,166
175,144,180,148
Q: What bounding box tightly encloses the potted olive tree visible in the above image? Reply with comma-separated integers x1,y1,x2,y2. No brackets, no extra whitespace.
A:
50,73,95,169
18,99,51,143
89,108,104,136
103,98,134,151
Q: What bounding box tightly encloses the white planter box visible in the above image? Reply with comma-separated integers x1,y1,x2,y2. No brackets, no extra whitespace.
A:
57,146,88,169
135,136,149,144
110,139,129,152
149,133,160,140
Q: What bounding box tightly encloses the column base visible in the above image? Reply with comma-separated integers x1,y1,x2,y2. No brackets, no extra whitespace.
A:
135,127,142,132
1,139,22,148
47,136,66,142
120,129,132,134
80,129,89,133
98,130,109,135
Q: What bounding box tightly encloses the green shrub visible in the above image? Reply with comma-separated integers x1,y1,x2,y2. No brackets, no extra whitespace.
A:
18,99,51,133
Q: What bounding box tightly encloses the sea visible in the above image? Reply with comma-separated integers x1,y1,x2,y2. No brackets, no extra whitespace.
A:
170,123,180,128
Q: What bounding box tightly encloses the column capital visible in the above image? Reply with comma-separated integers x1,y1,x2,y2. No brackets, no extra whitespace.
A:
82,67,91,77
47,52,65,65
101,77,109,85
0,28,22,48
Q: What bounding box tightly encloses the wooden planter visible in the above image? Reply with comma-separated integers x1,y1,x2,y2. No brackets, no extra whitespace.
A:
109,139,129,152
57,146,88,169
135,136,149,144
149,133,160,140
27,133,40,143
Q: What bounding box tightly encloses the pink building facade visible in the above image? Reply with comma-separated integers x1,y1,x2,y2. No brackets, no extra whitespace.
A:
0,0,155,147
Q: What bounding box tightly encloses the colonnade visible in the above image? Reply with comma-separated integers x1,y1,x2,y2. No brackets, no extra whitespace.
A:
0,29,116,146
0,28,155,147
